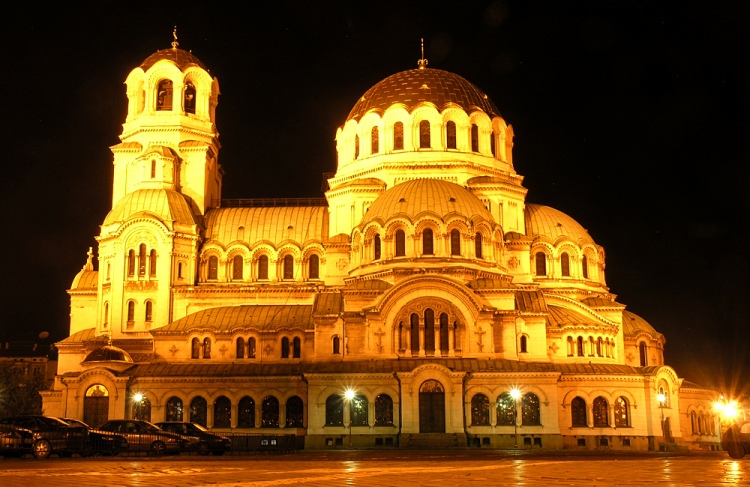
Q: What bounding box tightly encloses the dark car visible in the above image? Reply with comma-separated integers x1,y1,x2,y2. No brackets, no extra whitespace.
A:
155,421,232,455
96,419,185,455
0,423,34,457
0,415,88,458
722,421,750,459
58,418,129,455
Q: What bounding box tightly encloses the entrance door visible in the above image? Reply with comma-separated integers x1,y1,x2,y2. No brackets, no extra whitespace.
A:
419,380,445,433
84,384,109,426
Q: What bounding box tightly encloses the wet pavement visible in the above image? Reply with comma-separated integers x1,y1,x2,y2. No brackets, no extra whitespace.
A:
0,450,747,486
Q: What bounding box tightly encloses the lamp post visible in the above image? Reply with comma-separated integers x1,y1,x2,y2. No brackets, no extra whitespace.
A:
656,392,667,443
133,392,144,420
714,396,740,446
344,388,355,448
510,388,522,449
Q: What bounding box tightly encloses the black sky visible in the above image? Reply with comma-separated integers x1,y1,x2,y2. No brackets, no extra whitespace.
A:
2,1,748,396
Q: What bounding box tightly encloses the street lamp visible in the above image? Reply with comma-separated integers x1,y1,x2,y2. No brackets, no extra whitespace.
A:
510,388,522,449
133,392,144,420
714,396,740,444
656,392,667,443
344,388,355,448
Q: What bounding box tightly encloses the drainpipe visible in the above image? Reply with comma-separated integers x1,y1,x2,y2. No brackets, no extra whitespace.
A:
394,372,402,447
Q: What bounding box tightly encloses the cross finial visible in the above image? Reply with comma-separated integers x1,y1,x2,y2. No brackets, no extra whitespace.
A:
418,38,428,69
172,26,179,49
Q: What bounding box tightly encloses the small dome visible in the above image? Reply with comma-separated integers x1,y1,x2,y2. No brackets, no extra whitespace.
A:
360,179,494,226
622,310,664,341
140,47,207,71
71,269,98,290
524,204,595,244
347,68,500,122
82,345,134,364
103,189,199,227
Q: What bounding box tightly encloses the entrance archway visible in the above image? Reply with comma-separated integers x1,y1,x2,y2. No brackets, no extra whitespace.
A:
419,380,445,433
84,384,109,426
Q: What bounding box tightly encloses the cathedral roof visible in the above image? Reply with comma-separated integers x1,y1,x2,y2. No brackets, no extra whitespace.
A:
524,204,595,244
204,206,328,246
70,270,98,291
347,68,500,122
82,345,134,364
359,179,494,226
103,189,199,227
140,47,207,71
622,310,664,341
155,305,318,334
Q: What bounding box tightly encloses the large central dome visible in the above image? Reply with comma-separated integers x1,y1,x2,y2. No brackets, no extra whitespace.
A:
347,68,500,122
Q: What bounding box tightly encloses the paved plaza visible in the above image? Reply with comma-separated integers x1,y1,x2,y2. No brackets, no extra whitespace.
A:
0,450,747,487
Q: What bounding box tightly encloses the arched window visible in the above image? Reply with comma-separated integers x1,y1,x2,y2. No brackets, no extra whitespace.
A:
571,397,587,426
375,394,394,426
424,308,435,352
371,126,379,154
262,396,280,427
490,130,496,156
597,337,603,357
149,249,157,276
446,121,457,149
177,262,183,279
496,392,515,426
281,337,290,358
202,338,211,359
410,313,420,354
333,336,340,354
156,79,173,110
350,393,368,426
145,301,153,322
248,337,256,358
471,394,490,425
238,396,255,428
236,337,245,359
286,396,304,428
208,256,218,280
293,337,301,358
593,397,609,427
393,122,404,150
588,336,595,356
127,249,135,276
535,252,547,276
567,336,575,356
308,254,320,279
639,342,648,366
190,396,208,427
233,255,243,280
560,252,570,277
258,255,269,280
214,396,231,428
184,81,196,114
475,232,483,259
354,134,360,159
439,313,449,354
450,229,460,256
283,254,294,280
614,397,629,427
577,336,585,356
127,301,135,323
325,394,344,426
419,120,430,148
103,302,109,326
373,234,381,260
422,228,434,255
138,244,147,276
582,255,589,279
521,393,541,426
151,159,156,179
471,124,479,152
520,335,528,353
166,396,183,422
191,337,200,359
395,229,406,257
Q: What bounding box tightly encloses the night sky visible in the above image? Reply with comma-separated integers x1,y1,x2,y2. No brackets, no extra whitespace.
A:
2,1,748,396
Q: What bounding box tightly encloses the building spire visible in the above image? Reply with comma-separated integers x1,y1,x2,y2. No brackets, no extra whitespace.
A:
417,38,429,70
82,247,94,271
171,26,179,49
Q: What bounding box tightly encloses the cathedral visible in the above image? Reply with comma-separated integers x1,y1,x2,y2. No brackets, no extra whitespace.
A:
42,38,721,451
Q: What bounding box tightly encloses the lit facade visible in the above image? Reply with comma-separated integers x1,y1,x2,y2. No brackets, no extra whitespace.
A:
42,41,720,451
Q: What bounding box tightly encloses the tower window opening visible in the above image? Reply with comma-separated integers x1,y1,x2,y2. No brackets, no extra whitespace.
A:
258,255,269,280
149,249,157,276
582,255,589,279
138,244,147,276
490,131,496,157
560,252,570,277
371,126,379,154
208,256,218,280
446,121,456,149
395,230,406,257
419,120,431,148
471,124,479,152
373,234,381,260
127,250,135,276
535,252,547,276
283,255,294,280
233,255,243,280
450,229,460,256
156,79,173,111
202,338,211,359
475,232,483,259
423,228,434,255
308,254,320,280
393,122,404,150
354,134,360,159
184,81,196,114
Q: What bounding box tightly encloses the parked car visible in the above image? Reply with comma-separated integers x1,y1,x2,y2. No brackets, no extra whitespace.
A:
154,421,232,455
0,423,34,457
0,415,88,458
58,418,129,455
722,421,750,459
95,419,186,455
